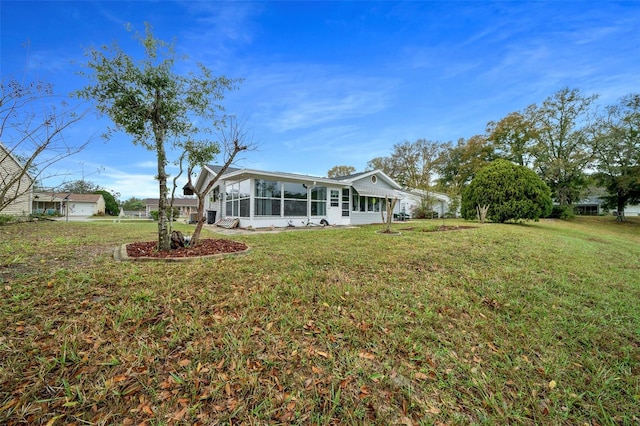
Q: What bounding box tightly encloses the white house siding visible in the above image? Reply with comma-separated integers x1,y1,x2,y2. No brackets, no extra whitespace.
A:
198,167,415,228
623,204,640,216
1,144,33,216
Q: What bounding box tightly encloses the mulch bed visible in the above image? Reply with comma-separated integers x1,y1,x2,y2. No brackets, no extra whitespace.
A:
126,239,248,259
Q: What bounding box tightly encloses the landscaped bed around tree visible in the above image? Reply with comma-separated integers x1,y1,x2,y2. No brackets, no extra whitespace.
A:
0,217,638,425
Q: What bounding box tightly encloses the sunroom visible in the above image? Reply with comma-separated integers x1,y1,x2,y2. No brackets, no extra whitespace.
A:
196,167,405,228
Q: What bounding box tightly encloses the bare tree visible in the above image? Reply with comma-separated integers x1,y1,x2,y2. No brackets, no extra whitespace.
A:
1,77,88,213
186,117,255,246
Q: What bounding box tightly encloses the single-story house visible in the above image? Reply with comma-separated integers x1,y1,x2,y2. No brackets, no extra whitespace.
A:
33,192,105,217
1,141,34,216
193,165,451,228
144,198,198,219
399,189,456,218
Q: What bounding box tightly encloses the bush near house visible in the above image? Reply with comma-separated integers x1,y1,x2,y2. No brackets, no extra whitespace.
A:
461,159,552,223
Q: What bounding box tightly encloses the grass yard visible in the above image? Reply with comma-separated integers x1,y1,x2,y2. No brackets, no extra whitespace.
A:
0,217,638,425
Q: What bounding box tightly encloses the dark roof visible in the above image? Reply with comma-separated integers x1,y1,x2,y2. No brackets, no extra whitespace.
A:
206,165,241,175
36,192,103,202
330,171,369,181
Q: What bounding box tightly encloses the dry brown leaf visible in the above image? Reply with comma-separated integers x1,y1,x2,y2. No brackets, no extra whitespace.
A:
179,359,191,367
171,407,187,421
359,351,375,360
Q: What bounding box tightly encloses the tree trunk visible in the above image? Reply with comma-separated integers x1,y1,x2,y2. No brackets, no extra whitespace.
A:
191,195,207,245
616,189,626,222
155,127,171,251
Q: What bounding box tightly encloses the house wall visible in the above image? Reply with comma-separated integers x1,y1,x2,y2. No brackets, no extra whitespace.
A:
214,177,347,228
1,146,33,216
623,204,640,216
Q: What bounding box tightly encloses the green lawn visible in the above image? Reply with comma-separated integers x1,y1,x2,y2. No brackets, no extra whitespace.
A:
1,217,638,425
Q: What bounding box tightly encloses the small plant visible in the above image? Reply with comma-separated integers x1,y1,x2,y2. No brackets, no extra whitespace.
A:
0,214,16,225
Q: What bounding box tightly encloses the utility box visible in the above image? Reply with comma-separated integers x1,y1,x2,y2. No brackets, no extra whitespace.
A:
207,210,217,224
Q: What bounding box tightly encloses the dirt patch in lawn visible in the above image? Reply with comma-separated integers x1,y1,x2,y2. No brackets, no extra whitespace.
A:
123,238,249,260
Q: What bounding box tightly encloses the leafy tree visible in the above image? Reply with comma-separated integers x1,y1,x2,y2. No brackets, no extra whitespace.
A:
461,159,552,223
1,77,88,213
94,190,119,215
366,139,442,189
77,23,239,250
327,165,355,178
528,88,598,206
591,93,640,219
435,135,496,193
122,196,145,211
61,179,100,194
486,111,535,166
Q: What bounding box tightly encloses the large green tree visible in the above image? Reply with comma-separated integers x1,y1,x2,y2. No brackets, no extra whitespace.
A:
77,24,239,250
486,111,535,167
366,139,443,189
94,190,119,215
61,179,100,194
591,93,640,218
461,159,552,223
528,88,598,206
327,165,356,178
435,135,495,193
121,196,145,211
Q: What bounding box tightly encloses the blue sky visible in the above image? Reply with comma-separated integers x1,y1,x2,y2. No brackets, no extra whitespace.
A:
2,1,639,200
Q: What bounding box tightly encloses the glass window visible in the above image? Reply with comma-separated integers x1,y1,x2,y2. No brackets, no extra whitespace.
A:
330,189,340,207
240,199,250,217
283,182,307,199
311,186,327,216
256,199,281,216
225,180,250,217
368,197,379,212
352,191,360,211
284,200,307,216
342,188,350,217
255,179,281,216
255,179,279,198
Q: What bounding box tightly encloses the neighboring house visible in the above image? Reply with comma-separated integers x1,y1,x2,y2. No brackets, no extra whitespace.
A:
33,192,106,216
0,141,34,216
144,198,198,219
194,165,452,228
399,189,455,218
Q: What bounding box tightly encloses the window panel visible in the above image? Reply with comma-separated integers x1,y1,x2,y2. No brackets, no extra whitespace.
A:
255,198,281,216
311,201,326,216
284,200,307,216
311,186,326,201
283,182,307,199
240,199,250,217
255,179,280,198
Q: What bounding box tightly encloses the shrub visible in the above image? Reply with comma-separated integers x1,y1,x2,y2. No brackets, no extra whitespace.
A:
461,159,552,223
548,205,575,220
